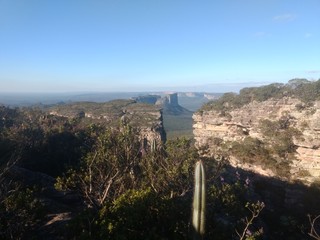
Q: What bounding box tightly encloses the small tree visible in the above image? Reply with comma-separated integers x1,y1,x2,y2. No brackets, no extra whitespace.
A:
56,123,142,209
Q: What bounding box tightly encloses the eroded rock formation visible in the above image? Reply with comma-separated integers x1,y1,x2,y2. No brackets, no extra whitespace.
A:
193,97,320,183
49,99,166,145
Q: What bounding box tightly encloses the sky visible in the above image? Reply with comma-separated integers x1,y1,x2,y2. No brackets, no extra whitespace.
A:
0,0,319,93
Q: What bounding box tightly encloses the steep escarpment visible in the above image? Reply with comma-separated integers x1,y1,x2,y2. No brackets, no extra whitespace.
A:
193,79,320,183
134,93,193,138
48,99,166,144
134,93,191,115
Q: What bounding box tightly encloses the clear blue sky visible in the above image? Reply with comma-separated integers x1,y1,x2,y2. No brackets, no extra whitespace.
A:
0,0,319,92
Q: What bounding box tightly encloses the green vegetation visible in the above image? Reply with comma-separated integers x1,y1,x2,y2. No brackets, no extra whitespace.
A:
215,116,303,177
0,104,266,239
0,103,319,239
55,124,143,209
48,99,162,128
198,80,311,178
163,112,193,139
0,186,45,239
259,117,303,158
200,79,320,112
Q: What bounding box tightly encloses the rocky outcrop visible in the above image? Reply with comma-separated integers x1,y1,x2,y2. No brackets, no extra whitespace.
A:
135,93,191,115
157,93,192,115
49,100,166,144
193,97,320,183
7,166,82,239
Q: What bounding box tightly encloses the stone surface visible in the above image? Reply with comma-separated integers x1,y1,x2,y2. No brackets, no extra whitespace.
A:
193,97,320,183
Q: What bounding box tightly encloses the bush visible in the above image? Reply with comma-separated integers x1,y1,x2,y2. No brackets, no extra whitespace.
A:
199,79,320,112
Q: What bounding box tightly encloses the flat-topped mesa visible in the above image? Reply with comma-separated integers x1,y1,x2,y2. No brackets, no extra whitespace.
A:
48,99,166,145
154,93,179,107
132,95,160,105
134,92,191,115
167,93,179,106
193,80,320,184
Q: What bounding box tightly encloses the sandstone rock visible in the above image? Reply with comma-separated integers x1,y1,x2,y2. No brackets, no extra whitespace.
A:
48,100,166,146
193,97,320,184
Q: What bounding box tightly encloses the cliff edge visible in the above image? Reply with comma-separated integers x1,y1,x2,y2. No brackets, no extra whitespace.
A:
193,79,320,184
49,99,166,144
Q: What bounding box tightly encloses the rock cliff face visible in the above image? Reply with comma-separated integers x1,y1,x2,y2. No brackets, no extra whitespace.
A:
49,100,166,145
193,97,320,183
134,93,191,115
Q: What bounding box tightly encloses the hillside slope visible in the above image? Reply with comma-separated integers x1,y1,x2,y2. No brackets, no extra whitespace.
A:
193,79,320,184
